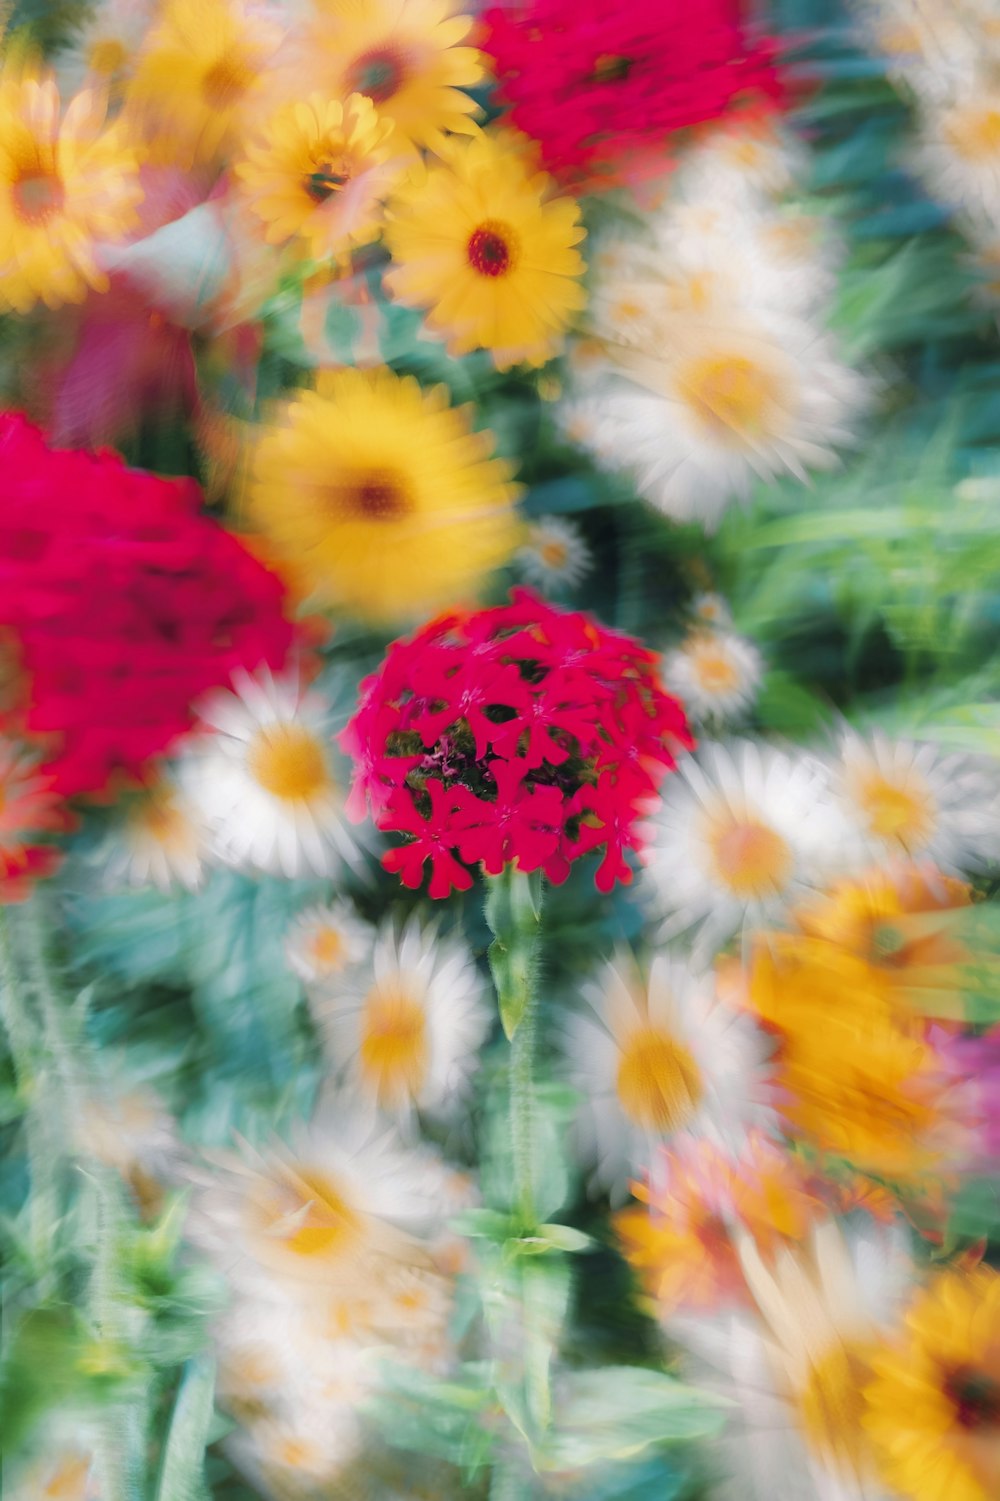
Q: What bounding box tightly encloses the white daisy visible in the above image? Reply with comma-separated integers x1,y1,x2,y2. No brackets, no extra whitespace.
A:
99,770,207,892
670,1215,913,1501
226,1394,368,1495
186,1104,452,1301
74,1081,181,1207
183,666,363,880
671,115,812,211
516,516,592,593
54,0,153,100
664,629,763,726
690,591,733,629
2,1418,103,1501
913,80,1000,222
312,918,492,1123
564,952,779,1202
644,739,853,957
583,310,865,531
284,900,374,985
830,726,1000,873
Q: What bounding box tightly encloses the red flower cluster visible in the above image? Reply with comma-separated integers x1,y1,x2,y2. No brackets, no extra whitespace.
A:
0,739,70,901
481,0,784,190
0,413,295,797
340,590,693,897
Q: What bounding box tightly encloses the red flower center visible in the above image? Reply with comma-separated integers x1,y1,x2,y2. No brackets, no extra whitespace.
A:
467,223,514,278
343,470,411,521
347,47,405,104
943,1366,1000,1430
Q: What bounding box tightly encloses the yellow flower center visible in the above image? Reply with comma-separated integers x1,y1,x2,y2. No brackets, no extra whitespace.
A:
359,982,429,1105
690,644,740,693
88,37,128,75
131,791,191,852
677,352,780,439
797,1343,871,1468
856,771,933,847
615,1026,704,1131
946,105,1000,162
274,1437,323,1473
11,168,64,225
202,52,256,109
539,539,569,568
309,926,347,971
708,816,793,897
247,723,330,802
43,1455,92,1501
263,1168,362,1259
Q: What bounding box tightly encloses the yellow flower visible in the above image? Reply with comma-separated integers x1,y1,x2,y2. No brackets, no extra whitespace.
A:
236,92,404,263
246,366,523,622
0,57,143,313
384,131,587,370
125,0,284,168
865,1266,1000,1501
294,0,484,155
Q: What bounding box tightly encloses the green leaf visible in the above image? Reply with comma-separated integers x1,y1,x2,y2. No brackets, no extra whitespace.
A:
154,1355,217,1501
534,1367,730,1472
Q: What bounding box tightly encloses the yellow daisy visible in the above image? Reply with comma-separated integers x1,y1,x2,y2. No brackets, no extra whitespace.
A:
865,1266,1000,1501
0,57,143,313
383,130,587,370
236,92,404,263
246,365,522,623
124,0,285,168
294,0,484,156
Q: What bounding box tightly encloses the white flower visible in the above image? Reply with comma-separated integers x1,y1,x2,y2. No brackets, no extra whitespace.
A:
664,629,763,726
644,739,853,957
581,311,865,531
2,1418,103,1501
517,516,592,593
75,1082,181,1192
312,918,492,1123
54,0,152,99
913,82,1000,222
671,115,812,211
284,900,374,984
564,952,779,1201
226,1392,368,1494
183,666,363,880
99,770,207,892
830,726,1000,873
690,591,732,628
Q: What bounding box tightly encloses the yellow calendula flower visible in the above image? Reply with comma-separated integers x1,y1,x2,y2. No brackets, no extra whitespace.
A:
0,57,143,313
865,1266,1000,1501
236,92,405,263
383,131,587,370
246,366,523,623
294,0,484,155
125,0,284,167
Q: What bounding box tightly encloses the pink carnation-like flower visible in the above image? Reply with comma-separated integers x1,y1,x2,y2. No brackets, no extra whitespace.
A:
480,0,785,191
340,589,694,896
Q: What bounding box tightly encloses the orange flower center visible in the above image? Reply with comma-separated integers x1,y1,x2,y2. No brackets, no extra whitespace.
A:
615,1026,704,1131
856,771,933,847
539,539,569,568
247,724,330,802
262,1168,362,1259
677,352,780,439
690,643,740,693
708,817,792,897
202,52,255,109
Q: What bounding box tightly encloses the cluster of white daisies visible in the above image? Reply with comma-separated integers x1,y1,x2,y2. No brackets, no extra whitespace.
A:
860,0,1000,297
558,115,868,531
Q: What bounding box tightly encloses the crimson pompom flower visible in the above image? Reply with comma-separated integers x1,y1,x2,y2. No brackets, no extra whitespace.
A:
480,0,785,191
0,413,296,798
340,589,694,896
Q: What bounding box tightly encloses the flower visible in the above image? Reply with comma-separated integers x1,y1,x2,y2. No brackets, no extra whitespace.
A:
0,739,69,901
864,1266,1000,1501
236,92,405,263
480,0,784,191
183,668,361,880
311,917,492,1120
0,55,143,313
690,591,732,629
55,0,153,102
615,1134,823,1315
383,130,587,369
100,770,206,892
339,589,693,897
285,901,374,985
663,629,763,726
74,1074,181,1216
246,366,523,624
643,739,851,957
565,953,778,1198
0,413,295,799
290,0,484,157
573,308,865,530
830,728,1000,875
516,517,592,593
125,0,286,167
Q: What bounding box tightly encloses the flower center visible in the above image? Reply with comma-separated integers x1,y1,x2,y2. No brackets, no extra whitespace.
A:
797,1343,870,1467
347,46,405,103
88,36,128,74
677,352,779,440
42,1453,92,1501
615,1026,704,1131
247,723,330,802
131,791,190,851
359,981,429,1105
309,926,347,971
303,156,353,203
943,1366,1000,1430
690,644,740,693
467,221,516,278
201,52,255,109
12,169,64,225
589,53,632,83
946,104,1000,162
329,468,412,521
708,816,792,897
539,540,569,568
263,1168,361,1259
856,771,933,847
